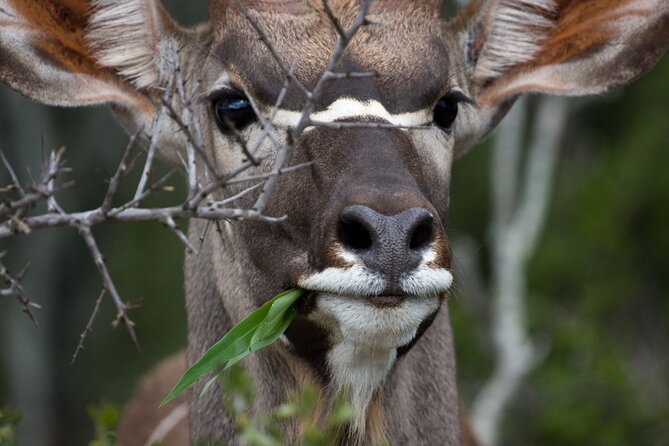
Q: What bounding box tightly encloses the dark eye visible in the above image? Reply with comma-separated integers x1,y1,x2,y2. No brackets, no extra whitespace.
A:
213,96,256,134
433,96,459,131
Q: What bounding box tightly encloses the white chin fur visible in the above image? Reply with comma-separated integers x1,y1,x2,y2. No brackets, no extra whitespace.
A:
310,294,440,438
328,341,397,437
314,294,440,348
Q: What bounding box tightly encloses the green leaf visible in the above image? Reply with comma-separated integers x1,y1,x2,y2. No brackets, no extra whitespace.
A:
251,290,301,345
249,308,297,353
161,288,304,406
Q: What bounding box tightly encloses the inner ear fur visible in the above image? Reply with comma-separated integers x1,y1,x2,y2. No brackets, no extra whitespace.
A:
447,0,669,156
88,0,185,90
0,0,201,113
460,0,669,106
0,1,132,110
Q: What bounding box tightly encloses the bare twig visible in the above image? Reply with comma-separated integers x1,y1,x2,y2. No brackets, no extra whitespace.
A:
169,41,199,202
223,115,260,166
101,132,141,213
134,73,176,202
163,216,197,254
247,0,373,214
243,10,311,98
224,161,314,186
162,99,220,176
79,225,139,349
0,253,39,325
47,150,65,214
0,150,26,196
210,183,264,208
71,289,106,364
0,204,287,238
110,170,178,216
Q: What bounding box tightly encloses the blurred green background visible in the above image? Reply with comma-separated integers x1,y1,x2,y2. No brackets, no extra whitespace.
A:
1,2,668,445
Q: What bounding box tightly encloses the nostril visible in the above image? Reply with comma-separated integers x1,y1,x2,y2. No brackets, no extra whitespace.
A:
408,220,433,251
338,219,373,251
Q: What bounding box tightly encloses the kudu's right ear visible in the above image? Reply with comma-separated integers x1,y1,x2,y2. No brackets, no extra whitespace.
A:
448,0,669,156
0,0,204,125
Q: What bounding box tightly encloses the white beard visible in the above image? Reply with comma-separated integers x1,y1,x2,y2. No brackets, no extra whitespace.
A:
310,294,441,437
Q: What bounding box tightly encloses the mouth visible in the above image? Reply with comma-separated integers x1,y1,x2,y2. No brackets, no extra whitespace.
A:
294,289,431,315
291,260,452,348
367,294,405,307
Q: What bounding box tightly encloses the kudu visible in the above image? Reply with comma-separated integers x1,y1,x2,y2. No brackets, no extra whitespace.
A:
1,0,668,444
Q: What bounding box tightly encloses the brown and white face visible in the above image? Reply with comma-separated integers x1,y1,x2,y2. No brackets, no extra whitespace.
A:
203,5,463,420
206,2,458,365
1,0,668,431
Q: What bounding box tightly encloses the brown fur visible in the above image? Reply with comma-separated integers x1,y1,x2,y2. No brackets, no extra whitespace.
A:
116,353,189,446
366,393,389,445
8,0,107,76
534,0,636,67
0,0,153,109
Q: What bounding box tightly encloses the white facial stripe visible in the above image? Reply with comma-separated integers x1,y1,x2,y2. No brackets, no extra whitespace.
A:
209,76,232,94
271,97,431,130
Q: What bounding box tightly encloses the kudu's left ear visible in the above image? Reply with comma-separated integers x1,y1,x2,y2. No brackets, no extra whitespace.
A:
449,0,669,155
0,0,205,124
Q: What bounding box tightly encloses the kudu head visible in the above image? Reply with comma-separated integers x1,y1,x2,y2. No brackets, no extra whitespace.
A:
2,0,668,437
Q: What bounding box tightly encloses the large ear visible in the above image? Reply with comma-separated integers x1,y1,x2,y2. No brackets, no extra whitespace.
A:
449,0,669,155
0,0,204,119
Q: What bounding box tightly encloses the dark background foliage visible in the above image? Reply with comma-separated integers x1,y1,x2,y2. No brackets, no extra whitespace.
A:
1,2,668,445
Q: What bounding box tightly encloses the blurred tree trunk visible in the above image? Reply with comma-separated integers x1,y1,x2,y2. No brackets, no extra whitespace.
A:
470,97,570,446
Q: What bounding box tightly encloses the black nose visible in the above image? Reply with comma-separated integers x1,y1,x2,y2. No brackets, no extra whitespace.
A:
337,205,434,281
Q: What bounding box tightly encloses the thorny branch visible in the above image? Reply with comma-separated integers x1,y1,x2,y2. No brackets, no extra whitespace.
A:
0,252,40,325
71,290,106,364
1,0,412,360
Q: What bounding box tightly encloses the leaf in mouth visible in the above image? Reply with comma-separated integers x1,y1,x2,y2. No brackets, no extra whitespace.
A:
161,288,305,407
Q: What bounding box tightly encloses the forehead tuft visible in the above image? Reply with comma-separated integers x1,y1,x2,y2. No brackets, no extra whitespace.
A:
211,3,450,111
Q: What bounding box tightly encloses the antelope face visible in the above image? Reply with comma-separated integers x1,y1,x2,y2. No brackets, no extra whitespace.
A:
206,5,457,365
196,5,467,425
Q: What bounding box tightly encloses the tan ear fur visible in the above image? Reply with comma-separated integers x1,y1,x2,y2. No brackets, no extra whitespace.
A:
0,0,153,111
